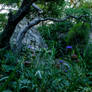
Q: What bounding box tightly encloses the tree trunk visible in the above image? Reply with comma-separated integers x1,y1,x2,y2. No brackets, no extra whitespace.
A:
0,0,37,48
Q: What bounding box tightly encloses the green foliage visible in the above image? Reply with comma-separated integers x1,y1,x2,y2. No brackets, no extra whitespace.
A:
79,0,92,9
38,21,90,57
65,7,91,23
0,0,20,5
0,48,92,92
81,44,92,86
0,0,92,91
37,0,65,18
65,22,90,47
38,21,73,57
65,7,90,16
0,14,8,31
83,44,92,70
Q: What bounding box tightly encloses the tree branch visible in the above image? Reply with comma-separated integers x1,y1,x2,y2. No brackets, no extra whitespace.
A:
15,14,89,52
41,15,89,22
13,0,38,22
32,3,43,14
0,0,38,48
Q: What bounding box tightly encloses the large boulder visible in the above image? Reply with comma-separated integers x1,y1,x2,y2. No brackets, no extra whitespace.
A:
10,18,47,53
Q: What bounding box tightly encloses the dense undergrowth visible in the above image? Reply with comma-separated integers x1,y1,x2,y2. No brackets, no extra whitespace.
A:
0,0,92,92
0,21,92,92
0,44,92,92
38,21,90,57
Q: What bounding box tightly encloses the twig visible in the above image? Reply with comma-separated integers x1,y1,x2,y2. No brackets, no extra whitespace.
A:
32,3,43,14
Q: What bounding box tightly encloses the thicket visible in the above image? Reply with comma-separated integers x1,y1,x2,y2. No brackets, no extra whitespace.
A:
0,0,92,92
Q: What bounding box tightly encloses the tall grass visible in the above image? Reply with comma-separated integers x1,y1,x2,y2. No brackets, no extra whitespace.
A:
0,47,92,92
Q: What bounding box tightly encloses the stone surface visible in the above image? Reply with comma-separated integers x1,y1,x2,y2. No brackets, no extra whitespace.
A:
10,17,47,52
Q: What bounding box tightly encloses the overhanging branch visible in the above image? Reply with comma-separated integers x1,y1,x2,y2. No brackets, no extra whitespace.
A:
41,15,89,22
32,3,43,14
27,14,89,29
15,14,89,52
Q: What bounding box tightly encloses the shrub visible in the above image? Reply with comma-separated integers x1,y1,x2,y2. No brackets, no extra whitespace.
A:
38,21,73,57
83,44,92,70
0,49,91,92
65,22,90,47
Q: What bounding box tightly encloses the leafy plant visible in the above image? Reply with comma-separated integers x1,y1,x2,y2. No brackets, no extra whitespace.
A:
0,48,92,92
65,22,90,48
38,21,73,57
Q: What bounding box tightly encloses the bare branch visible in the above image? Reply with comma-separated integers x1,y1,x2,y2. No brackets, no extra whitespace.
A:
41,15,89,22
32,3,43,14
15,14,89,52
